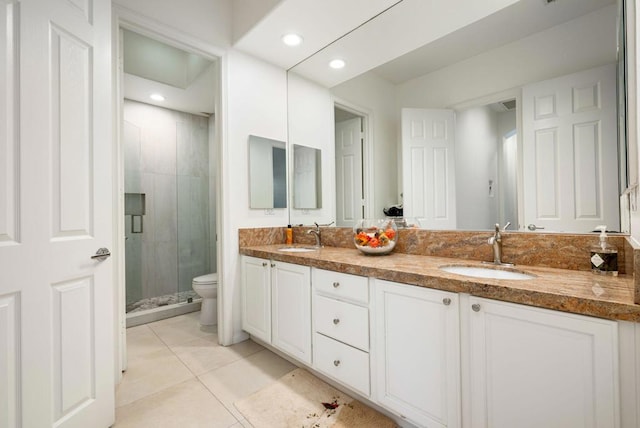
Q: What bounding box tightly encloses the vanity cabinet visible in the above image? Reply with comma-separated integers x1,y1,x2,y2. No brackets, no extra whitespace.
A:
312,268,371,396
374,279,461,428
241,256,271,342
241,256,312,364
465,296,619,428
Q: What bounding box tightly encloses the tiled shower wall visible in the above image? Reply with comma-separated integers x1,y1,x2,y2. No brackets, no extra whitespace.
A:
123,99,215,306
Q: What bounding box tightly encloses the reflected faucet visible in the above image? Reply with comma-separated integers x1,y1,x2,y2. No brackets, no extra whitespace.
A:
485,223,514,266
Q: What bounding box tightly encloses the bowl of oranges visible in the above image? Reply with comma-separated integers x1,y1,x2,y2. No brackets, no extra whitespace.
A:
353,219,398,255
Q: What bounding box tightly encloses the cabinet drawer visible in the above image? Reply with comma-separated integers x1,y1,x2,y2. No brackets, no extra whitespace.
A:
314,294,369,351
313,332,370,397
313,268,368,304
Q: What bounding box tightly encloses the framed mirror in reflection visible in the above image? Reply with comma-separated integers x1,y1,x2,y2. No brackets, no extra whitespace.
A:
288,0,627,233
293,144,322,209
248,135,287,209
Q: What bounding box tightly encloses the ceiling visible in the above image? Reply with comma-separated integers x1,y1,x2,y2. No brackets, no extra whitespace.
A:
122,0,616,112
235,0,616,88
122,29,217,116
232,0,402,70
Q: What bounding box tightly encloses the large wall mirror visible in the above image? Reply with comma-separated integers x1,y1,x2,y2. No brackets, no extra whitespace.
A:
293,144,322,209
287,0,630,234
248,135,287,209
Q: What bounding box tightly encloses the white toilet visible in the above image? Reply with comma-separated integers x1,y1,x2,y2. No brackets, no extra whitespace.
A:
192,273,218,326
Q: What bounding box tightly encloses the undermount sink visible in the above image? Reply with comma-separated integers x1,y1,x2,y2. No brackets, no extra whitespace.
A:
278,246,318,253
439,265,535,280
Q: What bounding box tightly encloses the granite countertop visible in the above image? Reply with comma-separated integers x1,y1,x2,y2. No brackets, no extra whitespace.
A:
240,244,640,322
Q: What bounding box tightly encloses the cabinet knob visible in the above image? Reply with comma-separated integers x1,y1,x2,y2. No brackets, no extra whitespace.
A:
262,262,267,267
333,318,340,325
270,263,276,268
333,360,341,367
443,298,451,306
472,303,481,312
333,282,340,288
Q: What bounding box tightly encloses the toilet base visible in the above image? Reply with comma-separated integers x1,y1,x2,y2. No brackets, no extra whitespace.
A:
199,297,217,325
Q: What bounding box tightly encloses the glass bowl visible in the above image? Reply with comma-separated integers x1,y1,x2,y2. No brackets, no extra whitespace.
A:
353,219,398,255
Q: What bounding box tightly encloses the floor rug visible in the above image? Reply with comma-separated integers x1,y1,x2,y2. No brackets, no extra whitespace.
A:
234,368,397,427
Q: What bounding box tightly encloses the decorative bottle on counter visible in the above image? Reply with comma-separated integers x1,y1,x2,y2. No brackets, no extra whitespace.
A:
285,224,293,245
590,225,618,276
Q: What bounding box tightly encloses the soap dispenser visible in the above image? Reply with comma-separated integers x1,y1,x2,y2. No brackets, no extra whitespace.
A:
590,225,618,276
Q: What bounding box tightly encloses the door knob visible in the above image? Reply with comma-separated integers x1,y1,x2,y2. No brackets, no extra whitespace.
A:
91,248,111,261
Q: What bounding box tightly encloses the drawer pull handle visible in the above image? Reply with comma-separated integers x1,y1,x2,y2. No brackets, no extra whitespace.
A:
271,263,276,268
333,318,340,325
443,298,451,306
333,360,341,367
472,303,481,312
262,262,267,267
333,282,340,288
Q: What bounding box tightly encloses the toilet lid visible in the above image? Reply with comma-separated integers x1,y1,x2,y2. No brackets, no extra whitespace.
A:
193,273,218,285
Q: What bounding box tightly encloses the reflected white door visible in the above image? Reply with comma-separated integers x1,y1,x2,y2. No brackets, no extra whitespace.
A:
335,117,363,227
0,0,114,426
522,64,619,233
401,108,456,229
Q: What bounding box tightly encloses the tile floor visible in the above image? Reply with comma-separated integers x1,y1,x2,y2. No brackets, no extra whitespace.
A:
114,311,298,427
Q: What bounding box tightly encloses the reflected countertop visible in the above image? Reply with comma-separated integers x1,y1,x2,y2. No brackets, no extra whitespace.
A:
239,244,639,322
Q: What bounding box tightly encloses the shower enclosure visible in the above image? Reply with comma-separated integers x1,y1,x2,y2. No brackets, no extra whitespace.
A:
123,99,216,316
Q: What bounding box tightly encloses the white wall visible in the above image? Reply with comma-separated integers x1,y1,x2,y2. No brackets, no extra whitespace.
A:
397,5,617,109
287,72,334,226
222,49,288,343
113,0,233,48
331,71,399,217
455,106,498,230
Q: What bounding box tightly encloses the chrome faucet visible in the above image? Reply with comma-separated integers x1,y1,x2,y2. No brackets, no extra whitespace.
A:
306,221,335,248
307,223,322,248
485,222,514,266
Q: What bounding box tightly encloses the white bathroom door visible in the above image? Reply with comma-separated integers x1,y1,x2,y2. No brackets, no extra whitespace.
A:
401,108,456,229
522,64,619,233
335,117,363,227
0,0,115,427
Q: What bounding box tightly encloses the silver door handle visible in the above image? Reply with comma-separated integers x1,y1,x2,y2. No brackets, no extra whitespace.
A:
91,248,111,261
527,224,545,231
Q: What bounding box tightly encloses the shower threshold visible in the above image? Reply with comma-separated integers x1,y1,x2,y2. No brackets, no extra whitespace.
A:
126,292,202,327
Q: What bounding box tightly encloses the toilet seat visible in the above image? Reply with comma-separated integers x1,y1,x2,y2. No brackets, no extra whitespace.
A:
193,273,217,286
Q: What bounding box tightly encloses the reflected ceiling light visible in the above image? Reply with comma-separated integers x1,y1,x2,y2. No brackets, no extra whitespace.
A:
329,59,345,69
150,93,165,101
282,33,303,46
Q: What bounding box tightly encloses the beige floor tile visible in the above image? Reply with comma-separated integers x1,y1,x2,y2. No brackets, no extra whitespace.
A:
125,325,167,359
148,312,216,346
171,337,265,376
116,348,195,407
114,378,238,428
198,349,297,420
231,419,254,428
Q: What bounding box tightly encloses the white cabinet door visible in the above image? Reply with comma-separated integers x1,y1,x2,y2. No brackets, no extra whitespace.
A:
241,256,271,343
467,296,619,428
272,261,312,364
374,280,461,428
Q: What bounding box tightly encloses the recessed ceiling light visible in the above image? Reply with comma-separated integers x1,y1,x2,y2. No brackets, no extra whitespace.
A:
150,93,165,101
282,33,303,47
329,59,345,69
